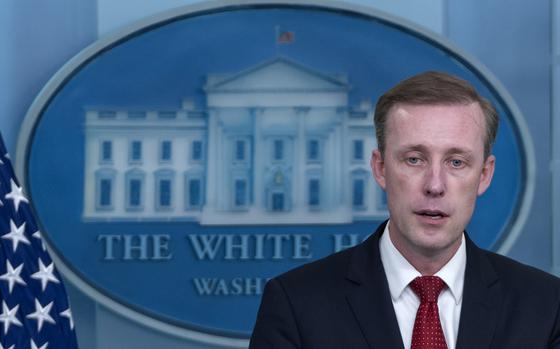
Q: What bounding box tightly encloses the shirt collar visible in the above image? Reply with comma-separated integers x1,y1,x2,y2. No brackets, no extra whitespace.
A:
379,221,466,305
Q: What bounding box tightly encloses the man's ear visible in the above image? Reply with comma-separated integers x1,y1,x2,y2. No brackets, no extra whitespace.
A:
477,154,495,196
371,149,386,189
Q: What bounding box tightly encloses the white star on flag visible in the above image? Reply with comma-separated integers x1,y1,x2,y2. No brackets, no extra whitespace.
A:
26,299,55,332
0,301,22,334
0,259,27,293
31,339,48,349
31,258,60,291
4,179,29,212
60,308,74,330
33,230,47,251
2,219,30,252
0,343,15,349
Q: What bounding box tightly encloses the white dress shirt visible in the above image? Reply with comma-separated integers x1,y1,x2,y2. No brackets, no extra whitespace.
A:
379,222,466,349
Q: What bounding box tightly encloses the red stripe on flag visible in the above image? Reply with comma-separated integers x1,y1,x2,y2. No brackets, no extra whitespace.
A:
277,31,295,44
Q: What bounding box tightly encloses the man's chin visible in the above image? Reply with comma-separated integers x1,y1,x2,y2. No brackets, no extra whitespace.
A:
411,233,461,257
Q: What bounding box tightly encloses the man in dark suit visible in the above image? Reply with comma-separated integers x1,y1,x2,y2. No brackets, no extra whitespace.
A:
249,71,560,348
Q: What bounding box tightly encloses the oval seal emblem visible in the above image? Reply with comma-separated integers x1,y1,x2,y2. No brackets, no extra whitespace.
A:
16,0,533,346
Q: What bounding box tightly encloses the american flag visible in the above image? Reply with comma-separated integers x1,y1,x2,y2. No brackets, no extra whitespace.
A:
0,135,78,348
276,30,295,44
275,26,295,44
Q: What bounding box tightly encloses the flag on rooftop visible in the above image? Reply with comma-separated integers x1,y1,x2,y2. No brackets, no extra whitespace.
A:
0,134,78,348
276,26,295,44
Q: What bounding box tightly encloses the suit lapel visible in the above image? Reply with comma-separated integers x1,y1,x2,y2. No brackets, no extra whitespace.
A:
345,223,405,349
455,236,502,349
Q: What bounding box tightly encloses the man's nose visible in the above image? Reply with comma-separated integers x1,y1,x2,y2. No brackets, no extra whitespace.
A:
423,164,446,197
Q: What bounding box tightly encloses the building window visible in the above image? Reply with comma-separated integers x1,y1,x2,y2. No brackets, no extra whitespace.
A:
95,169,116,211
158,179,172,208
160,140,172,161
125,169,145,211
99,111,116,119
128,111,146,119
185,172,204,210
308,139,320,161
158,111,176,119
353,140,364,160
353,178,365,208
191,140,203,161
128,179,142,208
155,170,174,210
234,179,247,207
273,140,284,160
100,141,112,162
351,169,369,211
309,179,320,207
235,140,245,161
130,141,142,162
272,192,284,211
99,179,112,207
189,179,201,207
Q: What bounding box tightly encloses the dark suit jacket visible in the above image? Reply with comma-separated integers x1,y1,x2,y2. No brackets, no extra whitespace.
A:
250,222,560,348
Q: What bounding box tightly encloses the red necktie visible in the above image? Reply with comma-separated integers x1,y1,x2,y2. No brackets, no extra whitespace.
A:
410,276,448,349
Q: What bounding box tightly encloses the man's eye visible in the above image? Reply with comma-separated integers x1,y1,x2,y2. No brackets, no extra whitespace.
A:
450,159,464,168
407,157,421,165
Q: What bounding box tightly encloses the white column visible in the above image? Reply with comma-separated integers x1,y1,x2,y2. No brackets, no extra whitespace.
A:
83,131,95,216
216,113,226,211
325,125,334,209
252,107,264,211
294,107,308,211
205,109,218,211
335,109,347,208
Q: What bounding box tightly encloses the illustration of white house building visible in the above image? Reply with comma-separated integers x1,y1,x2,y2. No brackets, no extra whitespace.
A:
82,57,388,224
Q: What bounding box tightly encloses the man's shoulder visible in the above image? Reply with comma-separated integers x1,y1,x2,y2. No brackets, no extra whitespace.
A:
273,227,381,287
275,243,357,287
479,247,560,290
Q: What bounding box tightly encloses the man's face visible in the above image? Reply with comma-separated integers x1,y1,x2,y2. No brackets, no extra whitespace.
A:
371,102,495,260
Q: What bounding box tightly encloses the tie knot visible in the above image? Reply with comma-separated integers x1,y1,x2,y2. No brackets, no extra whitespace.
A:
410,276,446,303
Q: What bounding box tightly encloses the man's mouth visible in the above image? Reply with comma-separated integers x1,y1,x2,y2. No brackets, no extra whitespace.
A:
414,209,449,220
